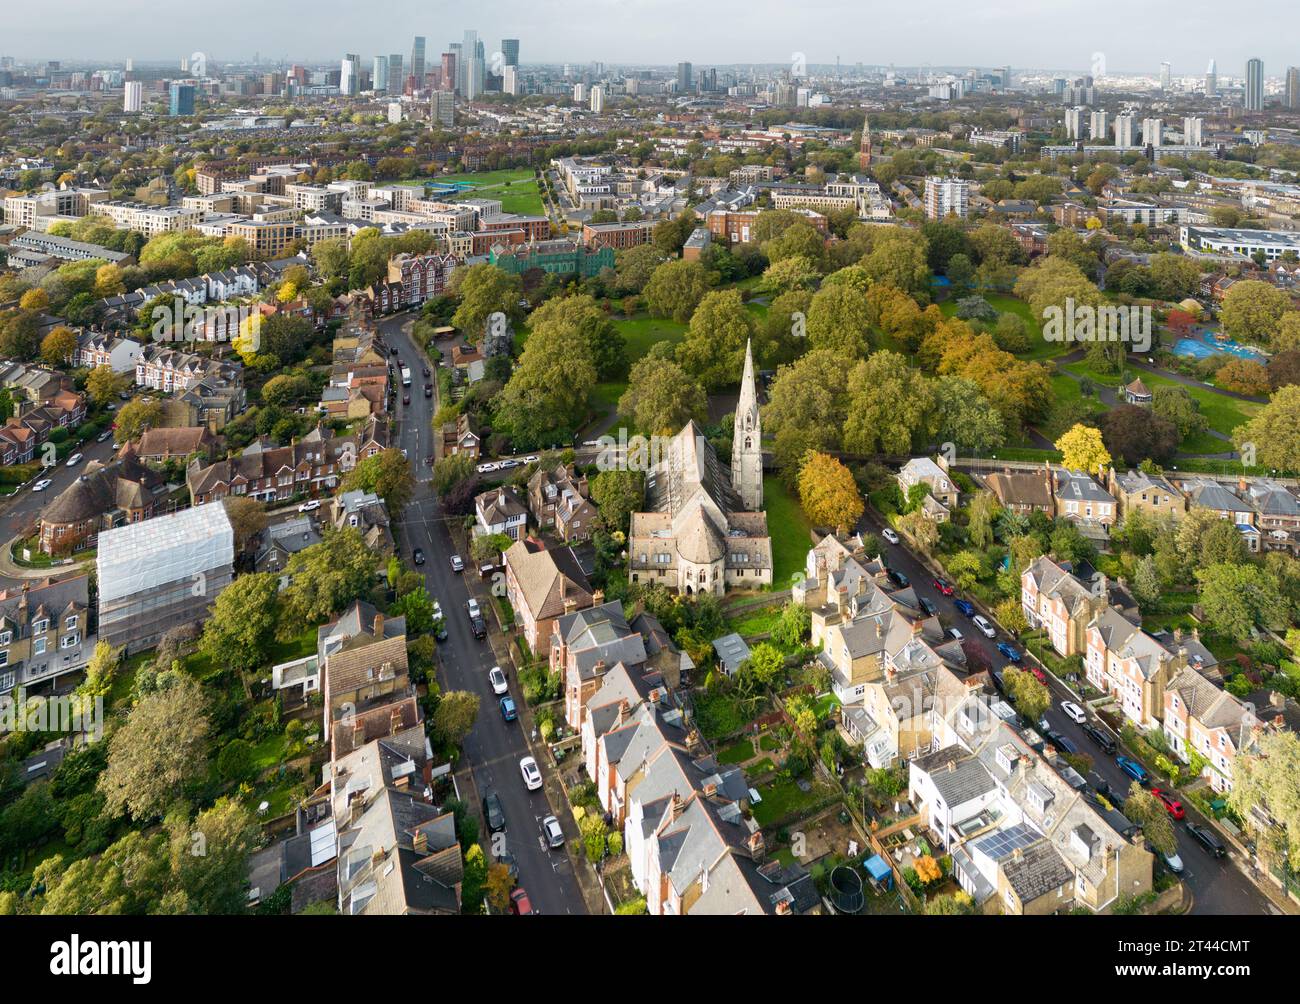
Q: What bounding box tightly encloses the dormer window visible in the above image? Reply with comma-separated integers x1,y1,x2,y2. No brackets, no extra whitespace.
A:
31,619,48,634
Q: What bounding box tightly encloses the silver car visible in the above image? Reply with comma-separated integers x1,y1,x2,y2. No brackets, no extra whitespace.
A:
542,815,564,849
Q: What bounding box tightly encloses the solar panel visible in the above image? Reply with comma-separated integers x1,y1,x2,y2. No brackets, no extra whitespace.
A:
973,823,1040,861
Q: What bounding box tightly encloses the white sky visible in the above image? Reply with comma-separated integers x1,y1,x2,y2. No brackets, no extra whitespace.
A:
2,0,1278,76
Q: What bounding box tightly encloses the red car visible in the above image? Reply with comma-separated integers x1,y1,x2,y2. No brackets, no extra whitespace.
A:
1025,665,1047,684
1151,787,1185,820
932,578,955,597
509,887,534,915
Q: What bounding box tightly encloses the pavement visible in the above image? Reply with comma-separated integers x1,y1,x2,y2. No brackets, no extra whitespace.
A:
858,507,1283,916
384,311,593,915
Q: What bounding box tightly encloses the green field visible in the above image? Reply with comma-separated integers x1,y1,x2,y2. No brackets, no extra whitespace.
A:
590,313,690,417
1062,361,1259,439
399,168,546,216
764,475,814,590
938,293,1064,361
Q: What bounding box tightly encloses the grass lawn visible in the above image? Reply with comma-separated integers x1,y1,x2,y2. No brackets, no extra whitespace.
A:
1063,362,1260,439
939,293,1063,362
718,737,756,765
591,313,690,416
397,168,545,216
759,732,781,752
764,476,813,590
812,692,840,721
726,604,784,638
752,776,835,828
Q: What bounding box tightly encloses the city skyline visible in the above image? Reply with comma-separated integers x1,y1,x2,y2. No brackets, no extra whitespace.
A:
0,0,1290,73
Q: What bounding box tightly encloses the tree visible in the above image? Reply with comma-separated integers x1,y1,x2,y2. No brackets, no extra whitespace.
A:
926,891,975,915
1004,666,1049,721
18,287,49,312
994,597,1028,635
216,739,255,784
614,243,667,294
617,355,707,435
589,470,645,534
260,373,313,409
1014,256,1102,326
771,601,811,648
762,220,826,267
946,550,986,592
342,448,414,513
930,376,1005,453
432,691,480,748
281,527,378,628
1100,404,1180,465
39,326,78,367
797,451,863,533
1221,280,1289,346
1233,385,1300,471
165,799,259,914
201,572,279,673
112,398,163,445
432,453,476,495
1196,563,1287,642
743,642,785,688
223,496,267,553
764,349,853,476
844,351,934,455
968,491,1000,549
805,282,872,359
1131,554,1162,610
761,254,821,294
450,264,522,339
1228,730,1300,861
495,298,599,446
863,228,931,299
1216,357,1271,396
1124,785,1176,857
1150,385,1208,440
1046,229,1099,278
898,510,939,555
98,674,211,821
1147,253,1201,301
485,862,516,912
85,364,129,405
1054,423,1110,475
461,843,488,915
79,640,120,700
675,288,754,390
643,259,711,323
391,586,438,635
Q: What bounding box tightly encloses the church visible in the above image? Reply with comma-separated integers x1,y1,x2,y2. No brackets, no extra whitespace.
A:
627,340,772,596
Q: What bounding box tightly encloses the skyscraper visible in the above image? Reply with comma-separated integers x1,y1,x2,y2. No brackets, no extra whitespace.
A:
169,82,195,116
372,55,388,93
1206,58,1217,97
1287,66,1300,109
1065,105,1088,140
388,54,404,95
460,31,484,99
502,39,519,67
589,84,604,113
1246,58,1264,111
123,79,142,112
1142,117,1163,147
440,51,457,91
1090,108,1109,142
503,65,520,96
340,53,360,96
677,62,692,91
1160,61,1171,90
410,36,426,87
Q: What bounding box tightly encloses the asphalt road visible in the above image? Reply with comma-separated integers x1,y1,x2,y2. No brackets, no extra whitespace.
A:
858,509,1279,916
376,312,435,484
385,311,587,915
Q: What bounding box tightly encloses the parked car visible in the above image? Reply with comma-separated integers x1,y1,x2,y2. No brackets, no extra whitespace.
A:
466,598,481,619
954,598,975,617
1087,773,1113,799
1162,850,1185,874
31,479,52,492
1060,700,1086,724
497,459,520,470
919,597,938,617
97,430,113,443
542,815,564,849
434,623,449,642
1024,664,1047,684
64,452,82,467
476,462,499,474
521,455,539,463
947,627,964,642
424,384,433,398
972,614,996,638
298,500,321,513
489,666,508,695
449,554,465,573
1043,730,1078,756
509,887,534,915
932,578,954,596
1186,822,1226,858
482,791,506,833
1117,755,1149,785
996,642,1022,663
519,756,543,791
470,615,487,640
887,568,910,588
402,393,410,406
1151,786,1186,820
1082,724,1116,754
412,547,425,566
881,528,900,545
495,849,519,879
499,695,517,722
421,366,430,378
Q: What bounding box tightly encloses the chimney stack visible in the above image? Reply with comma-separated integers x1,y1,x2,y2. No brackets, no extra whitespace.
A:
373,612,384,637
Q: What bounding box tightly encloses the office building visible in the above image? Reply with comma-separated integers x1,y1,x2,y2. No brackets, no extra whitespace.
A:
1089,109,1109,142
924,176,969,220
1160,61,1171,90
432,90,454,128
1142,117,1163,147
677,61,692,91
411,36,426,86
168,82,195,116
1182,116,1203,146
1114,113,1135,147
123,79,142,112
590,84,604,113
340,53,360,96
1246,58,1264,111
440,51,456,91
1206,59,1217,97
1065,105,1088,139
502,38,519,67
387,54,404,95
459,31,484,99
372,55,388,93
503,64,520,96
1288,66,1300,109
96,502,235,654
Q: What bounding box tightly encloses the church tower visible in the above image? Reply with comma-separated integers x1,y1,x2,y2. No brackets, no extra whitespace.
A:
731,339,763,511
858,111,872,171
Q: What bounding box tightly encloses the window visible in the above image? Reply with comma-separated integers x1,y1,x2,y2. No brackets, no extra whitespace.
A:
66,615,77,630
61,633,79,649
31,619,48,634
33,637,46,656
0,631,9,646
0,671,12,690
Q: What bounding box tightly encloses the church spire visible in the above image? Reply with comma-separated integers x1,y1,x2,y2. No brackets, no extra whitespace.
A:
859,111,872,171
731,339,763,511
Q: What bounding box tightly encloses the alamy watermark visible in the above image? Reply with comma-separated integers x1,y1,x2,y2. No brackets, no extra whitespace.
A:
0,688,103,741
1042,297,1152,353
594,428,689,473
150,299,261,351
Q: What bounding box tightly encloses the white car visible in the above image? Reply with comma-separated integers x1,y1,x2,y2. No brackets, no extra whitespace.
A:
64,453,82,468
542,815,565,849
476,462,499,474
489,666,509,695
1060,700,1087,724
298,500,321,513
449,554,465,573
519,756,543,791
466,597,481,619
522,455,539,463
31,479,53,492
971,614,996,638
881,528,900,545
947,627,964,642
1162,850,1184,874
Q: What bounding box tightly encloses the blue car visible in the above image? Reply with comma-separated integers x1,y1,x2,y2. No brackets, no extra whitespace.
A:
1116,755,1148,785
996,642,1022,663
500,696,517,722
954,599,975,617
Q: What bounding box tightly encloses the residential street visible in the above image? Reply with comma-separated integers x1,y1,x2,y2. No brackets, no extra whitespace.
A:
385,310,590,915
857,508,1282,916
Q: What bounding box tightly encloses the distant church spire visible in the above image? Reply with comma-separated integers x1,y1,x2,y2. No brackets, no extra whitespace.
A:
858,111,872,171
731,338,763,511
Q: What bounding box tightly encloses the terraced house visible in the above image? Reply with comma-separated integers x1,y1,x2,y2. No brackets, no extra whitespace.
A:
188,428,351,505
0,576,93,695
